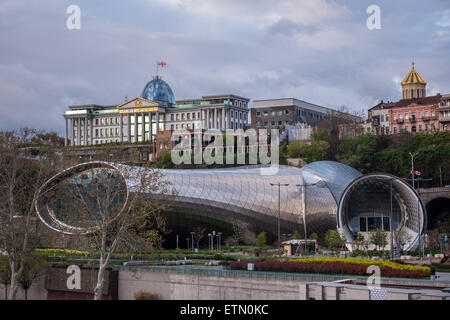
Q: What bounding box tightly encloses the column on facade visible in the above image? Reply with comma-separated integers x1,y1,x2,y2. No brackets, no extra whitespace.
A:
206,109,212,129
149,112,153,141
202,109,204,129
134,113,138,142
200,109,206,128
206,109,210,129
156,111,160,133
77,118,81,146
222,108,226,129
211,109,213,129
84,116,88,146
64,118,68,146
228,109,232,130
210,109,213,129
214,108,218,129
90,117,93,145
120,114,123,142
127,114,131,143
141,112,145,142
70,118,74,146
163,112,166,131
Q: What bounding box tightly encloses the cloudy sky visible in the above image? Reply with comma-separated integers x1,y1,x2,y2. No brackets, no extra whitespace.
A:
1,0,449,135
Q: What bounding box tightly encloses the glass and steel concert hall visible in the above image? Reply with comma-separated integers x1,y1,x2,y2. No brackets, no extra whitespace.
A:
36,161,425,252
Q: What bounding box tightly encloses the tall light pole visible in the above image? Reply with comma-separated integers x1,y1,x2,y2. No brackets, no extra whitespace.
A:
409,151,418,188
296,180,327,254
217,232,222,251
415,176,432,259
190,232,195,252
208,233,212,252
270,183,290,254
400,176,431,259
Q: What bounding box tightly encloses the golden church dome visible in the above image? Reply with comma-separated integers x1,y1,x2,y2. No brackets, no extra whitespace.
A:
401,62,427,85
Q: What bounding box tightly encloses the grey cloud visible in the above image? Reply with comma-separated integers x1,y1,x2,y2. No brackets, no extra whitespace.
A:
0,0,449,135
265,18,319,36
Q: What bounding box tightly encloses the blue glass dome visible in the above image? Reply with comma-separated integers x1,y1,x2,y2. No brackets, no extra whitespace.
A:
141,76,176,107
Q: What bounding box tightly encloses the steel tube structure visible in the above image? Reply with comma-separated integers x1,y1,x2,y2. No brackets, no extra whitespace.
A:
35,161,426,252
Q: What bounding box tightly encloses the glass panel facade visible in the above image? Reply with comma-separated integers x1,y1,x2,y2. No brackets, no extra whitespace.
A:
35,161,425,252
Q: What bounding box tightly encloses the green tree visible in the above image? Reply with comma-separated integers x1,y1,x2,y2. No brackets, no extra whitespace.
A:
44,163,175,300
336,133,375,173
325,229,345,250
18,255,47,300
287,140,308,158
0,257,11,300
0,129,58,300
232,222,246,246
152,150,175,169
370,229,388,252
311,129,329,142
256,232,267,248
306,140,329,162
292,230,302,239
310,233,319,241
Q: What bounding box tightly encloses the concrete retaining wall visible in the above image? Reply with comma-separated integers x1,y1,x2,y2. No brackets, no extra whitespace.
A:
118,269,307,300
0,275,47,300
1,267,450,300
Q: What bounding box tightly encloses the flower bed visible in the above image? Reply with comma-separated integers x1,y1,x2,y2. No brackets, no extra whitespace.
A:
35,248,89,256
291,258,430,276
229,260,428,279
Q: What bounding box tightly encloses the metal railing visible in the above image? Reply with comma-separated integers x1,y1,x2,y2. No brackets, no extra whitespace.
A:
113,265,450,285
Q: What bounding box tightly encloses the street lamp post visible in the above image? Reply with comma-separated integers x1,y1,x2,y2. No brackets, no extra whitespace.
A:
296,180,327,254
212,231,216,253
409,151,418,189
401,174,432,259
396,175,431,259
190,232,195,252
217,232,222,251
208,233,212,252
270,183,290,254
415,176,432,259
389,178,393,260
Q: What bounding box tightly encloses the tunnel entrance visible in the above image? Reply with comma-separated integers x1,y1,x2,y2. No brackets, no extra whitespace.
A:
426,197,450,232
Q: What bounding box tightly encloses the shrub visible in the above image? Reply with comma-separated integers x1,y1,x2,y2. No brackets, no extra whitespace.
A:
134,290,159,300
256,232,267,248
213,253,224,260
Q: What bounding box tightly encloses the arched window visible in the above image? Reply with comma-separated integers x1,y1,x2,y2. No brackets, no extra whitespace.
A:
411,89,414,98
